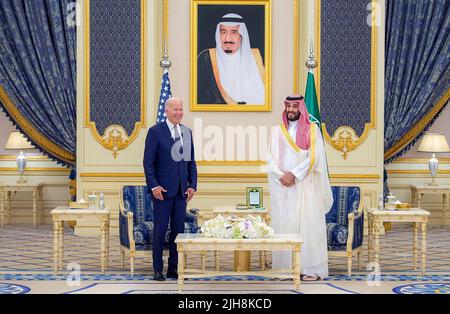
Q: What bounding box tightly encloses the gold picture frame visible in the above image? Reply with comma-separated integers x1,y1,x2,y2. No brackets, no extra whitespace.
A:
246,187,263,208
191,0,272,112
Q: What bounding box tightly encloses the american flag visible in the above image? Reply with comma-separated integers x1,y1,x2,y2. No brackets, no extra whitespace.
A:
156,69,172,123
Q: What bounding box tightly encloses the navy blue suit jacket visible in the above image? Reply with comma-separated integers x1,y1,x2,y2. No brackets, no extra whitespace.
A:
143,122,197,198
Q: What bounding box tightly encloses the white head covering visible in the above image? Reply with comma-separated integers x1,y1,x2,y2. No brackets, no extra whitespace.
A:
215,13,265,104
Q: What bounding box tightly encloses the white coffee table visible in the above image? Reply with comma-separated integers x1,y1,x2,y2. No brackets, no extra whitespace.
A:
175,234,303,292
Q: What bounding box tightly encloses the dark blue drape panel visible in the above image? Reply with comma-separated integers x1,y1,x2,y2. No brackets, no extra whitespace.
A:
0,0,76,166
320,0,372,137
89,0,141,137
384,0,449,163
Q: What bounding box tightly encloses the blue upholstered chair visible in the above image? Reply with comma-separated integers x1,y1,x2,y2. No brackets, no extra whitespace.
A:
326,186,365,275
119,185,202,275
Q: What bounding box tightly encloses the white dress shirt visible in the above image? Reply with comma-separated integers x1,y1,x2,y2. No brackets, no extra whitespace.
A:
288,121,297,139
166,119,183,146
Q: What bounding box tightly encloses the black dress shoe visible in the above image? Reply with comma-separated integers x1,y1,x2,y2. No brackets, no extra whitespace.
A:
166,269,178,279
153,272,166,281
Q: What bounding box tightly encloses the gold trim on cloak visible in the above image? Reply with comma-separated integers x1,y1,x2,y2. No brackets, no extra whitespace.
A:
209,48,266,105
280,123,317,173
209,48,236,105
280,123,301,153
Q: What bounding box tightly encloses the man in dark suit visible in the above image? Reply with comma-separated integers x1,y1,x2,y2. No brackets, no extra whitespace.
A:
143,97,197,281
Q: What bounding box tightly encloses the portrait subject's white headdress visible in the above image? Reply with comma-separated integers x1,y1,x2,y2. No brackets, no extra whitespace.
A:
215,13,265,104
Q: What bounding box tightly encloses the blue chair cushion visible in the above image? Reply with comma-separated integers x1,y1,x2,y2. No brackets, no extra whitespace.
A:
123,186,153,225
326,186,360,226
326,222,348,250
133,220,198,247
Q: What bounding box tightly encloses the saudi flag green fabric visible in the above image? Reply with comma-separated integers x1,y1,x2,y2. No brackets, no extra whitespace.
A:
305,70,330,177
305,71,321,128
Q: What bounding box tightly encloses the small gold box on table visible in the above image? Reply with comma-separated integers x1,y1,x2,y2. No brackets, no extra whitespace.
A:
396,203,410,209
69,202,89,209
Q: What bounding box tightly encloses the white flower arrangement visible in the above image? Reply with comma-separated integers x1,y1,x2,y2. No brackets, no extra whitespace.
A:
201,215,274,239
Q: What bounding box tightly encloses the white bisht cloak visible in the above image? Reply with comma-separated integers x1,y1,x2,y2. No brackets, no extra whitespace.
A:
267,122,333,278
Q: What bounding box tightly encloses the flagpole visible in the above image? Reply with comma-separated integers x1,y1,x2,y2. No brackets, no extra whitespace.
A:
304,40,330,180
157,38,172,123
160,37,172,70
305,39,317,73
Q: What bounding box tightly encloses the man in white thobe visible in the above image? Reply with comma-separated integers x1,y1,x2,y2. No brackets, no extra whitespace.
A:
267,95,333,281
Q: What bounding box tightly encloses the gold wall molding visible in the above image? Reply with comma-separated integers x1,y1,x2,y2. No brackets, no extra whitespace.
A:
80,173,266,179
197,160,266,166
387,170,450,175
387,184,415,190
326,126,359,160
0,155,50,161
330,174,380,179
163,0,169,41
293,0,299,94
100,125,130,158
393,157,450,164
0,167,69,172
84,0,147,158
79,172,381,185
194,189,269,196
81,173,144,178
316,0,378,159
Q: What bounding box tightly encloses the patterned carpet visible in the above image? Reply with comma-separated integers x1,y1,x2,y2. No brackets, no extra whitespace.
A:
0,224,449,294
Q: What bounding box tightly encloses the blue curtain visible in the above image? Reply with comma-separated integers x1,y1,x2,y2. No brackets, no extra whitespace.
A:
384,0,449,196
0,0,76,166
384,0,449,163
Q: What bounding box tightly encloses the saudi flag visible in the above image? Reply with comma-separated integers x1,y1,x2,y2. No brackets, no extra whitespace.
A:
305,71,321,129
305,69,330,177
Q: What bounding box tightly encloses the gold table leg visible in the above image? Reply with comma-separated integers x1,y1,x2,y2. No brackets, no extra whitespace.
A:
368,216,373,264
5,191,11,225
215,251,220,271
0,191,4,228
234,251,251,272
201,251,206,272
101,219,107,273
417,193,423,209
38,187,43,225
447,193,450,224
421,222,427,275
58,221,64,270
106,219,110,270
413,222,418,270
293,246,301,291
411,188,416,207
262,251,266,271
33,190,37,228
178,247,185,292
374,220,380,266
443,193,449,224
53,220,59,274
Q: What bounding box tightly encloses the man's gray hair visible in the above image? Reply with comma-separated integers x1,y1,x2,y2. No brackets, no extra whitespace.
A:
164,97,182,110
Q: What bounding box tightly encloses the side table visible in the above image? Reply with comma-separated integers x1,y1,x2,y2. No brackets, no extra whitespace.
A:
0,183,44,227
51,207,110,274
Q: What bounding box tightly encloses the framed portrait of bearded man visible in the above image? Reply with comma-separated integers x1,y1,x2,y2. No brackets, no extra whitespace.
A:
191,0,271,112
